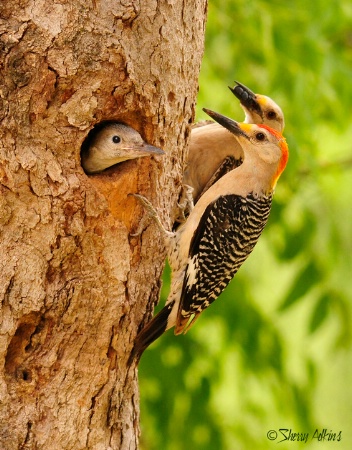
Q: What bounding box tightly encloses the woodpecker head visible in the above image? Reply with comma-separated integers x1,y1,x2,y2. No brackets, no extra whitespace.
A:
81,123,164,174
203,108,289,188
229,81,285,132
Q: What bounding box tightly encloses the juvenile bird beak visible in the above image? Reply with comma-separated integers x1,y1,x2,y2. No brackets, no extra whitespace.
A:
202,108,249,139
123,143,165,158
229,81,263,118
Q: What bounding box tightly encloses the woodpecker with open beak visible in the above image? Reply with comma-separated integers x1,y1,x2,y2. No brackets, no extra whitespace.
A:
229,81,285,131
183,82,285,205
130,108,289,362
81,123,164,174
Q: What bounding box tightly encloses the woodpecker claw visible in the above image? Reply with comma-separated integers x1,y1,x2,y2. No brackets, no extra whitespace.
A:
130,221,147,237
176,184,194,222
183,184,195,210
130,194,174,238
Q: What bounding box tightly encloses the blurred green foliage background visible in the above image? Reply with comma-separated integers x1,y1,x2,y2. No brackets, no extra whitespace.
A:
139,1,352,448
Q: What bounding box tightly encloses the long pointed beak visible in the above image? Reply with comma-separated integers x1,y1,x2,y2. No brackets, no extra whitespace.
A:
123,143,165,158
202,108,249,139
229,81,263,117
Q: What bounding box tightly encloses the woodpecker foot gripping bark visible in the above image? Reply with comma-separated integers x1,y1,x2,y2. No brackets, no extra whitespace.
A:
129,194,174,239
176,184,195,223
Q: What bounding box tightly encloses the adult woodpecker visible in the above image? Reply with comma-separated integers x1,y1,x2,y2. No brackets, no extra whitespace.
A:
184,82,285,203
81,122,164,174
130,109,289,361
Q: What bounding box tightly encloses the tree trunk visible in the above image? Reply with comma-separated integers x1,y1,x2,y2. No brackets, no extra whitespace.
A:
0,1,207,448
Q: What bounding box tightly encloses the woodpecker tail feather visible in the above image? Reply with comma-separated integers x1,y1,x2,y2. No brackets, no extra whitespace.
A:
128,302,174,365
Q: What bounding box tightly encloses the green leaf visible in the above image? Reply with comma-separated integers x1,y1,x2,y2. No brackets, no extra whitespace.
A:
279,260,321,310
309,293,330,333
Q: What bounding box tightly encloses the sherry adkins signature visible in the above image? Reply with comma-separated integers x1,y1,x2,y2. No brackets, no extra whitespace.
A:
267,428,342,443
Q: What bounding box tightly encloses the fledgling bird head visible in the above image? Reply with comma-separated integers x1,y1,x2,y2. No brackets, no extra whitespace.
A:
229,81,285,133
203,108,289,189
81,123,164,174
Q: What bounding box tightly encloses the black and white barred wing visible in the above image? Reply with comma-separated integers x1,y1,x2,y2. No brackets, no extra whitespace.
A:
175,193,272,334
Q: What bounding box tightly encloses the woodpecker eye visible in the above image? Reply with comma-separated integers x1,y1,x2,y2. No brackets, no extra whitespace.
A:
112,135,121,144
267,111,276,119
255,132,266,141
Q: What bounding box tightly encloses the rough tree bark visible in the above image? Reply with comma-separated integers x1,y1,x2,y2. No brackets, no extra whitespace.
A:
0,1,207,449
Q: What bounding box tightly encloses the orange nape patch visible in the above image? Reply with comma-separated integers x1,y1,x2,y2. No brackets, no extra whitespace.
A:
275,141,289,179
257,124,289,186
